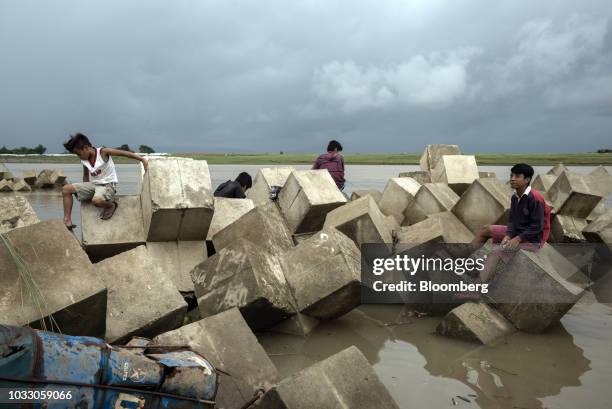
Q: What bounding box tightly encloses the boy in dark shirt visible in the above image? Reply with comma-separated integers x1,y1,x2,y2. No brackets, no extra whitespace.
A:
214,172,252,199
313,140,345,190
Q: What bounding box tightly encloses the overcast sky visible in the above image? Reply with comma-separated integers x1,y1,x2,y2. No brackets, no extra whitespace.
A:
0,0,611,153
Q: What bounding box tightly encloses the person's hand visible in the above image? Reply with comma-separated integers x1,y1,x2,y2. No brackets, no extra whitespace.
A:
141,157,148,172
500,236,510,246
504,236,521,251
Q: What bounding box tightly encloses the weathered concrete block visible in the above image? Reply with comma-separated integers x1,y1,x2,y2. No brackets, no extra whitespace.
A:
0,168,13,180
192,239,295,330
397,211,474,245
0,220,107,336
532,174,557,194
35,169,58,188
270,312,320,337
53,170,66,186
212,201,294,253
0,180,13,192
146,241,207,293
279,228,361,320
550,214,588,243
95,245,187,343
255,346,399,409
431,155,479,195
206,197,255,241
151,308,279,409
140,157,214,241
548,171,602,218
292,232,317,245
587,200,605,223
587,165,612,197
437,303,516,344
11,179,31,192
415,183,460,215
479,171,496,178
323,196,393,247
399,170,431,184
547,163,569,176
350,189,382,203
81,195,146,262
0,195,39,233
247,167,295,206
278,170,347,234
23,170,37,186
583,208,612,245
419,144,461,172
378,177,423,225
452,177,512,234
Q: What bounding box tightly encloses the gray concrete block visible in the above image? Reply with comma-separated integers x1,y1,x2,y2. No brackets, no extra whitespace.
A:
0,180,13,192
415,183,460,215
146,241,207,293
587,199,605,223
279,228,361,320
548,171,602,218
95,245,187,343
254,346,399,409
550,214,588,243
419,144,461,172
278,170,347,233
587,165,612,197
350,189,382,203
547,163,569,176
11,179,31,192
452,177,513,234
0,195,39,234
151,308,279,409
206,197,255,241
397,211,474,245
378,177,423,225
81,195,146,262
0,220,107,337
431,155,479,195
23,170,37,186
247,167,295,206
583,208,612,245
192,239,295,330
35,169,60,188
437,303,516,344
398,170,431,184
532,174,557,193
140,157,214,241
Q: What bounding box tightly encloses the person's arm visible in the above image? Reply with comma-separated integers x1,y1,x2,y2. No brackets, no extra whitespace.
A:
233,183,246,199
82,165,89,182
101,147,148,171
518,198,544,242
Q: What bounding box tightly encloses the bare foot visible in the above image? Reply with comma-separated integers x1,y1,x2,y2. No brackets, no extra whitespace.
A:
64,219,77,230
100,201,118,220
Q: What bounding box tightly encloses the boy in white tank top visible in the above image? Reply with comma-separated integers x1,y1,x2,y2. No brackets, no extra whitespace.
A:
61,133,148,230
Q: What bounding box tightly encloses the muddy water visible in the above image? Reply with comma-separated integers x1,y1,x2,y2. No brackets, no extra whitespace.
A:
3,162,612,408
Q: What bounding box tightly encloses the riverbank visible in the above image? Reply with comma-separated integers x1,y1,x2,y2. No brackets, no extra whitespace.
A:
2,152,612,165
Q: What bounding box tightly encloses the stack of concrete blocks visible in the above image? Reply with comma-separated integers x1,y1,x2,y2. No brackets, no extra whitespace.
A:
437,303,516,344
419,144,461,172
399,171,431,184
278,169,347,234
378,177,425,226
206,197,255,243
151,308,279,409
350,189,382,203
414,183,460,216
0,195,40,233
94,245,188,344
0,220,107,337
247,167,295,206
146,241,207,293
254,346,399,409
452,177,513,235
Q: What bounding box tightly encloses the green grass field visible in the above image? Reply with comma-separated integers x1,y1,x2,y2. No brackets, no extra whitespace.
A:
2,152,611,165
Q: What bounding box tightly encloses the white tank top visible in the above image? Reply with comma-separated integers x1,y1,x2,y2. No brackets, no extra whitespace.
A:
81,147,118,185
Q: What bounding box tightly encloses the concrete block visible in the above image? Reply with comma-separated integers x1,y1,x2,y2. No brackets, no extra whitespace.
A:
0,180,13,192
350,189,382,203
212,201,294,253
532,174,557,193
378,177,423,225
431,155,479,195
550,215,588,243
278,170,347,233
399,170,431,184
270,313,320,337
255,346,399,409
292,232,317,245
415,183,460,215
0,169,12,180
397,211,474,245
151,308,279,409
247,167,295,206
192,239,295,330
0,220,107,336
140,157,214,241
452,177,512,234
0,195,39,233
323,196,393,247
23,170,37,186
548,171,602,218
279,228,361,320
53,170,67,186
81,195,146,262
587,200,605,223
146,241,207,293
206,197,255,241
547,163,569,176
95,245,187,343
419,144,461,172
587,165,612,197
11,179,31,192
479,171,496,178
583,208,612,245
437,303,516,344
35,169,57,188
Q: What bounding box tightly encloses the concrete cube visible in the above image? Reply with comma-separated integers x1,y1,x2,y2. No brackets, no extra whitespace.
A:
53,170,67,186
587,165,612,197
0,180,13,192
0,195,39,234
532,174,557,194
587,200,605,223
431,155,479,195
583,208,612,245
279,228,361,320
397,211,474,245
350,189,382,203
437,303,515,344
81,195,146,262
151,308,279,409
23,170,37,186
247,167,295,206
399,171,431,184
192,239,295,330
212,201,294,253
378,177,423,225
0,168,13,180
548,171,602,218
323,196,393,247
415,183,460,215
452,177,512,234
11,179,31,192
0,220,107,336
140,157,214,241
419,144,461,172
206,197,255,241
547,163,569,176
255,346,399,409
146,241,207,293
550,214,588,243
35,169,57,188
95,245,188,343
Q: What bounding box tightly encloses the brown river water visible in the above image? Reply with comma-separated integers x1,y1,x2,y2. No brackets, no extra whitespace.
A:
3,162,612,409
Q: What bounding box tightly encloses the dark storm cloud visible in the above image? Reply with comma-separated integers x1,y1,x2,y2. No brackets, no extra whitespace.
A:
0,0,610,153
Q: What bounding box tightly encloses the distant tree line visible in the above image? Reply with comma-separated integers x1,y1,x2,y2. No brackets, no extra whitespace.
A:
597,149,612,153
115,144,156,154
0,144,46,154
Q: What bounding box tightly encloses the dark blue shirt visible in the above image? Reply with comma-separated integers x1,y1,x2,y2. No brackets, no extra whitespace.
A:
507,187,545,243
214,180,246,199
